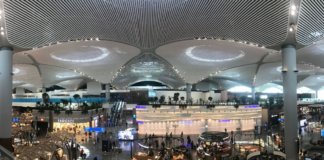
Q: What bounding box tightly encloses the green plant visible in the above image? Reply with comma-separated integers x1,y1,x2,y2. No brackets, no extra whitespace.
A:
159,95,165,104
65,110,73,115
152,104,161,108
81,109,88,114
173,93,180,103
234,104,239,110
38,108,45,114
54,110,61,114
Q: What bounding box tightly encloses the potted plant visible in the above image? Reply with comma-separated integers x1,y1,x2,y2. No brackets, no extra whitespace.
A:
159,95,165,104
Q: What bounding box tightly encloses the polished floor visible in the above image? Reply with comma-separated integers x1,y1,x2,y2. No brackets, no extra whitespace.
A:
75,125,324,160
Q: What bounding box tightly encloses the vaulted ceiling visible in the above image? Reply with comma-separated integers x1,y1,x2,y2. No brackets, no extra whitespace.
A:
5,0,324,91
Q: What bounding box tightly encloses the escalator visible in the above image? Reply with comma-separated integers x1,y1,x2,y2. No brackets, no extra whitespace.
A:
110,101,125,127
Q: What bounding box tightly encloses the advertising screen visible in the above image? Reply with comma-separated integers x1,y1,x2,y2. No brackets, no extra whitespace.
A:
321,129,324,137
300,119,307,127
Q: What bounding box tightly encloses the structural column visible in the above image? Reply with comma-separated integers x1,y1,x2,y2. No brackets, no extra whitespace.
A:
0,47,13,151
105,83,110,102
282,44,298,160
186,83,192,104
41,87,46,104
251,86,256,103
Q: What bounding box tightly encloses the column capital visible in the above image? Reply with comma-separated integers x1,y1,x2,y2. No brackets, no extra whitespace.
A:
281,43,296,49
0,47,13,51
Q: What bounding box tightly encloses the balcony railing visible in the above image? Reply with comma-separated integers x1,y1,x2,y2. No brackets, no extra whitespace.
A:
0,145,14,160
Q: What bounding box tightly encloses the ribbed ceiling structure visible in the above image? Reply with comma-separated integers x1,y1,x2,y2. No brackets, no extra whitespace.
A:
111,53,185,89
4,0,290,49
296,0,324,45
6,0,324,91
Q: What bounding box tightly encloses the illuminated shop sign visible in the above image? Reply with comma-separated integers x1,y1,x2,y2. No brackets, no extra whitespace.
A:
218,119,231,123
12,117,20,123
135,105,146,109
136,121,144,124
244,105,259,108
84,127,105,133
57,118,74,123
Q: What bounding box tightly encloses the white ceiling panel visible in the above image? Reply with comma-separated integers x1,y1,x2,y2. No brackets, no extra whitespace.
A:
18,41,140,84
299,75,324,89
216,64,258,86
13,52,34,64
13,64,42,88
39,64,83,87
156,40,275,83
56,79,85,91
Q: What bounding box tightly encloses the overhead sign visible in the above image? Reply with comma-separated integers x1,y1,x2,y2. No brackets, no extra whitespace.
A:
84,127,105,133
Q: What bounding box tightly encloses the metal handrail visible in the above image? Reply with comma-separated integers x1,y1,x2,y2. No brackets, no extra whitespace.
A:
0,145,15,160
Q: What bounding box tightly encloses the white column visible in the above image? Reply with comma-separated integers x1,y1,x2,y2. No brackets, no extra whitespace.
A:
186,83,192,103
42,87,46,94
0,47,13,150
105,83,110,102
221,90,228,102
252,86,256,103
282,44,298,160
315,90,319,100
41,87,46,104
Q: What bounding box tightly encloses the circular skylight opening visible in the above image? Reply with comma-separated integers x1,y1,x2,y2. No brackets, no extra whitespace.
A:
185,45,245,62
50,46,109,63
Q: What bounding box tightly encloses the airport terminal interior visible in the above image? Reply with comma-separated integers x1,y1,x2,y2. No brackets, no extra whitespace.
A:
2,0,324,160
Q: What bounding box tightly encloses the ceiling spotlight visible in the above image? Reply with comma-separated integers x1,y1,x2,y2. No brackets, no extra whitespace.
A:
0,31,4,35
289,26,294,32
95,37,99,41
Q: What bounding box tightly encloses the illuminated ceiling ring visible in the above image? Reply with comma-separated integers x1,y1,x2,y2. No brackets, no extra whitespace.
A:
185,45,245,62
50,46,110,63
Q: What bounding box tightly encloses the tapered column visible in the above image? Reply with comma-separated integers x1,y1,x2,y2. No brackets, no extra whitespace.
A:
252,86,256,103
0,47,13,151
41,87,46,104
186,83,192,103
105,83,110,102
282,44,298,160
